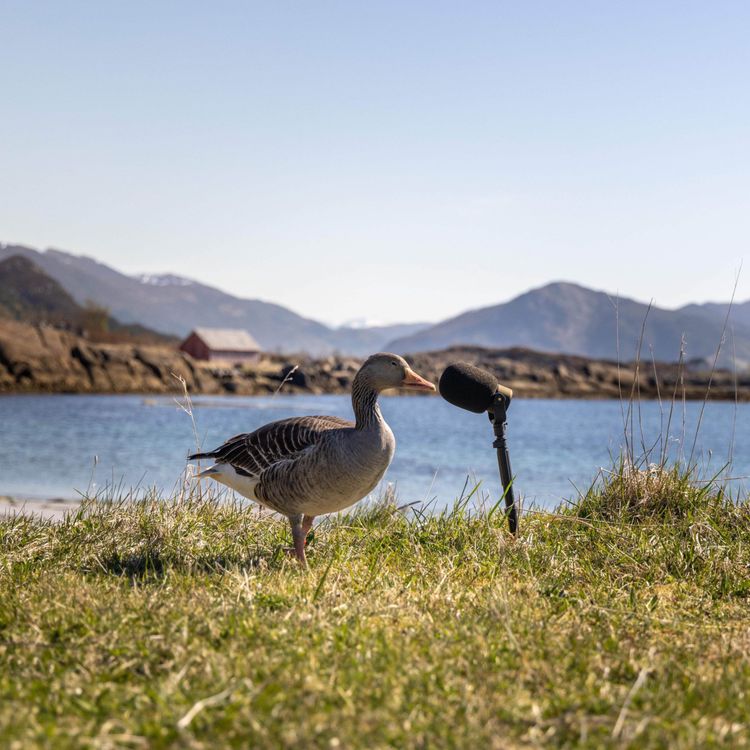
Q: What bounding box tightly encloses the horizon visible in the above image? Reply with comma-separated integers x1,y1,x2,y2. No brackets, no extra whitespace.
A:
1,2,748,324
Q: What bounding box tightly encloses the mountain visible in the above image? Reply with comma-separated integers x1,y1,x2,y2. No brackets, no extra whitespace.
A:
6,243,745,366
0,245,428,355
387,282,750,369
679,301,750,330
0,255,82,324
0,255,176,344
330,322,430,354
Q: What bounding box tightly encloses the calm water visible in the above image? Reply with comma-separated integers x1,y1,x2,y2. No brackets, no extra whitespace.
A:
0,394,748,510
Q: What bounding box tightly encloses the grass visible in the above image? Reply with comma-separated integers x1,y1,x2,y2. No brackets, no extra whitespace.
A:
1,466,749,749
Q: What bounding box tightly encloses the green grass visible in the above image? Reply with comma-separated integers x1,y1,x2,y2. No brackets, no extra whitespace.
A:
1,467,749,749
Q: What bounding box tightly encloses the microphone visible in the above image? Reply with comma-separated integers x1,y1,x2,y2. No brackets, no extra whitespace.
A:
438,362,513,413
438,362,519,535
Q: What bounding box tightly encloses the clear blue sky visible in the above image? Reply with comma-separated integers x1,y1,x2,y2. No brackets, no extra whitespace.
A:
1,1,748,325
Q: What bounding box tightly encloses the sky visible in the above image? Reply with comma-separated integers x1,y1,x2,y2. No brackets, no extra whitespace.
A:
1,1,749,326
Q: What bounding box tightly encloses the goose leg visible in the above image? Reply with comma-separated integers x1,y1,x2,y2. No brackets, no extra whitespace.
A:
302,515,315,540
289,514,307,565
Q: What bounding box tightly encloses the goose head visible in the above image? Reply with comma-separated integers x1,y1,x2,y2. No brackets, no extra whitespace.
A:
355,353,435,393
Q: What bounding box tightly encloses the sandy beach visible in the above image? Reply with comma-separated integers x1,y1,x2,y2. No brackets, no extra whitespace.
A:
0,495,80,521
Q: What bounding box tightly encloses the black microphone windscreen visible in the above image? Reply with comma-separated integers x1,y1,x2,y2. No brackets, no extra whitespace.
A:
438,363,498,413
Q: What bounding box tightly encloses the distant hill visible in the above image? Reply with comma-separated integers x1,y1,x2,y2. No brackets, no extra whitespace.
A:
388,282,750,370
0,255,81,324
0,245,428,356
4,243,747,366
0,255,175,344
678,301,750,330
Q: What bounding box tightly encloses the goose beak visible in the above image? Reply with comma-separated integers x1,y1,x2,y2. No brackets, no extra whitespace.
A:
401,368,436,391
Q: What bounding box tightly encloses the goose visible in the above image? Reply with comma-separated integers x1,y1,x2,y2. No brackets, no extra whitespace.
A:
187,353,435,564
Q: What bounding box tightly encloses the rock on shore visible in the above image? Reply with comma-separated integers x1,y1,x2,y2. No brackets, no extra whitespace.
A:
406,346,749,401
0,320,747,400
0,319,359,396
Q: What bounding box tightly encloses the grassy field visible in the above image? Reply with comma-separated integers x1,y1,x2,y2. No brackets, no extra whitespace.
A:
1,466,749,749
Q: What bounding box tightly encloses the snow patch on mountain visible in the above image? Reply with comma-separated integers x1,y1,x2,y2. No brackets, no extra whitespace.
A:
339,317,389,329
136,273,194,287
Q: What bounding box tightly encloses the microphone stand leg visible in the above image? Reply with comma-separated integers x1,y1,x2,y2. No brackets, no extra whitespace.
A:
491,396,518,535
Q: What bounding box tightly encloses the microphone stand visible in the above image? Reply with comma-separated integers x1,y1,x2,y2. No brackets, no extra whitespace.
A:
489,392,518,535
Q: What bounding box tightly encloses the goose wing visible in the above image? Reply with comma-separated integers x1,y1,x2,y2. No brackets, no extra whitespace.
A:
189,415,353,477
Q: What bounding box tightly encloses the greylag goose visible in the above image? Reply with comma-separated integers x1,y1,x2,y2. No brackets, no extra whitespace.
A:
187,353,435,564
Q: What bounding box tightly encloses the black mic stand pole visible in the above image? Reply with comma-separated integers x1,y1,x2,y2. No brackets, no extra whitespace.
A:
489,392,518,535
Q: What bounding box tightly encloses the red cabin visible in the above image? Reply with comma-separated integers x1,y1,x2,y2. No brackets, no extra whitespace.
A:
179,328,261,363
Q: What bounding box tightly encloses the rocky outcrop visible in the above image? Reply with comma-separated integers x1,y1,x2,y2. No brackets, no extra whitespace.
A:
404,346,750,401
0,321,747,400
0,321,197,393
0,320,358,395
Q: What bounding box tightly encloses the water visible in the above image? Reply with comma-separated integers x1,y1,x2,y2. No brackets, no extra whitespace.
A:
0,394,748,510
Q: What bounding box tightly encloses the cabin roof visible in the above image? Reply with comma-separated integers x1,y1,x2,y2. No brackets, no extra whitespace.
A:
188,327,261,352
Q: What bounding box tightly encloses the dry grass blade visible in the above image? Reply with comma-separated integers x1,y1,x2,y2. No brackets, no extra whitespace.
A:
688,267,741,466
273,364,298,396
177,687,234,730
612,666,652,739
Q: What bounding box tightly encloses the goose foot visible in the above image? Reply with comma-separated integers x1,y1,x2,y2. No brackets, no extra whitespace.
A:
282,546,304,563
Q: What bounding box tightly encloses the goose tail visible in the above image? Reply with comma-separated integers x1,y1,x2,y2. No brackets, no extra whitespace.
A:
187,449,222,478
187,449,217,461
191,461,261,501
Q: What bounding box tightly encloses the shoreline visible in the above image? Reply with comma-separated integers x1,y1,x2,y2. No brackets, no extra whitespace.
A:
0,495,81,520
0,319,747,401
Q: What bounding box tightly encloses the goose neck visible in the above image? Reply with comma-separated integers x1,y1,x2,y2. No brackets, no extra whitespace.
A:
352,376,382,430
